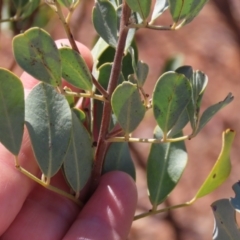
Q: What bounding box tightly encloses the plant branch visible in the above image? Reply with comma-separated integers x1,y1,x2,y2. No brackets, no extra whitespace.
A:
134,198,195,221
54,1,80,54
14,156,83,206
89,2,131,194
92,76,109,99
64,90,107,102
106,135,190,143
127,23,172,31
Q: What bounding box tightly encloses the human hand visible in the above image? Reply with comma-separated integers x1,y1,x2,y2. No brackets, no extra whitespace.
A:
0,40,137,240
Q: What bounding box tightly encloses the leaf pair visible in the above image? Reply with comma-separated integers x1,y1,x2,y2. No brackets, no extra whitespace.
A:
13,27,92,91
152,67,233,139
25,83,93,193
147,128,235,210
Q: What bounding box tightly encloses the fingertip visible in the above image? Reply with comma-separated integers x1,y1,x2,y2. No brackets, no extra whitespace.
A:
63,171,137,240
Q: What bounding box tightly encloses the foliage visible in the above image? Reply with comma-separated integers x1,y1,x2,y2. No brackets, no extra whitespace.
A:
0,0,237,238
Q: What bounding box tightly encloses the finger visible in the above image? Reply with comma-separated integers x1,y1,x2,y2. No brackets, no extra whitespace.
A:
0,40,92,234
1,171,80,240
63,171,138,240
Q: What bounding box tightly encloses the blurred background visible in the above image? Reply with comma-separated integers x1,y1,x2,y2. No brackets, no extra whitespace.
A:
1,0,240,239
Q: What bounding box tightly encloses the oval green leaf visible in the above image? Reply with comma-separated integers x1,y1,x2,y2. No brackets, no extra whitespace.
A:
167,108,189,137
72,108,86,122
211,199,240,240
93,0,118,48
169,0,209,26
59,47,92,91
19,0,41,19
136,60,149,87
13,27,61,87
194,93,234,136
152,72,191,136
111,81,145,134
25,82,72,178
125,0,152,20
103,142,136,180
63,111,93,193
195,129,235,199
0,68,24,155
176,66,208,132
147,126,188,208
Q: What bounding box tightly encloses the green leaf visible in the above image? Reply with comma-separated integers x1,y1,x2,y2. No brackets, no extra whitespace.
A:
151,0,169,23
63,111,93,193
109,0,118,8
161,54,184,73
25,83,72,178
0,68,24,155
168,0,209,26
230,182,240,211
72,108,86,122
92,0,118,48
175,65,193,80
194,93,234,136
195,129,235,199
176,66,208,132
57,0,78,9
152,72,191,136
19,0,41,19
147,126,187,207
98,63,124,90
125,0,152,20
64,87,75,107
59,47,92,91
167,108,189,137
111,81,145,134
96,41,138,79
11,0,28,8
13,27,61,87
136,61,149,87
103,142,136,180
212,199,240,240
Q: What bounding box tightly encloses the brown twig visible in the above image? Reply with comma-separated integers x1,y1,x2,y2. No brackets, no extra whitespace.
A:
89,2,131,194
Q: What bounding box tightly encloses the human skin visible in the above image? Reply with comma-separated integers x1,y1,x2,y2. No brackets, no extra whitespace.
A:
0,40,137,240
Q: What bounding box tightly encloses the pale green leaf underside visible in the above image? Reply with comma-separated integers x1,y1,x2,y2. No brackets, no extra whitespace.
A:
13,27,61,87
64,111,93,193
230,182,240,212
59,47,92,91
93,0,118,48
195,129,235,199
25,83,72,178
111,81,145,134
0,68,24,155
103,142,136,180
212,199,240,240
147,126,187,207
